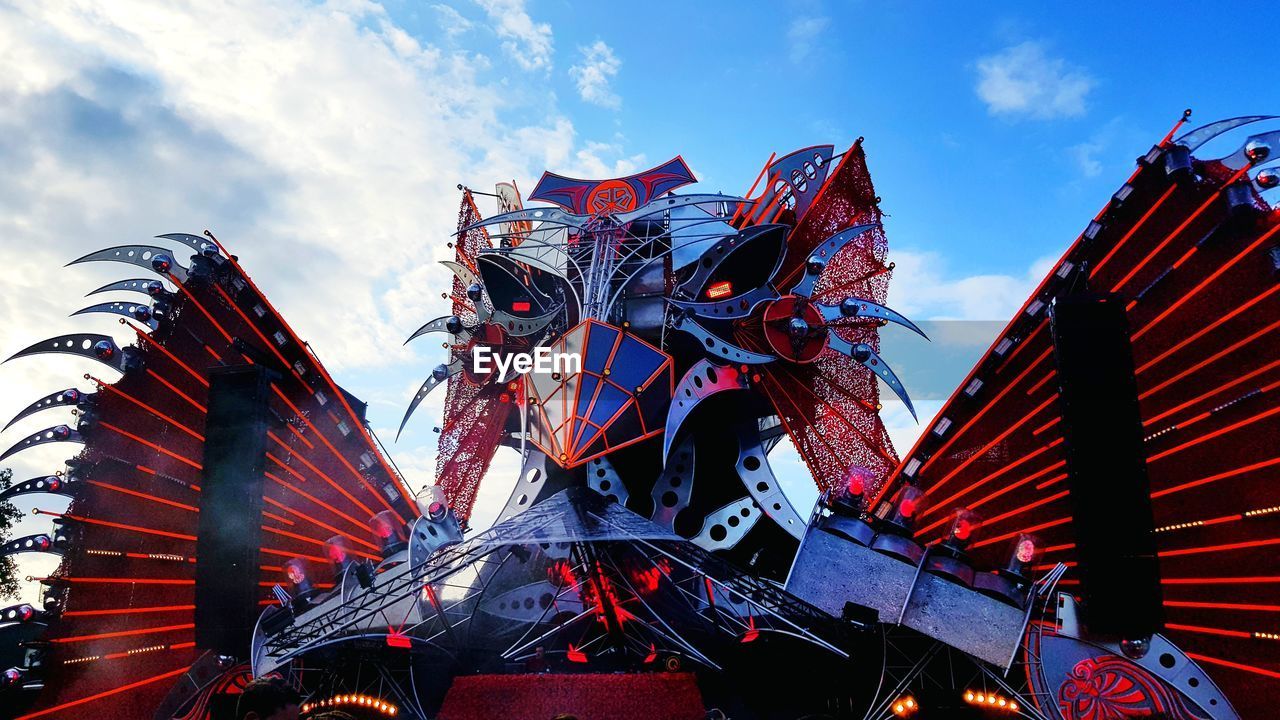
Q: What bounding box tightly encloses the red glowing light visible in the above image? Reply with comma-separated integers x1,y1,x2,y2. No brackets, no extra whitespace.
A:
512,301,531,312
325,543,348,565
706,281,734,299
284,560,307,585
741,615,759,643
644,644,658,663
954,520,972,541
1016,538,1038,563
567,644,588,663
899,497,918,519
386,632,412,648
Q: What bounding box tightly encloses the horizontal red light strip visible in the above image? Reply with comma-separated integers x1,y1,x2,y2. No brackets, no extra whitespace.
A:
136,329,209,390
1093,185,1178,274
15,665,192,719
37,576,195,585
263,496,378,551
1140,317,1280,401
1160,537,1280,558
266,430,374,518
1111,166,1250,292
1164,576,1280,585
264,471,368,532
52,622,195,644
1164,622,1252,639
1152,456,1280,499
99,420,203,470
1132,220,1280,341
93,381,204,441
1147,403,1280,463
35,510,196,542
1186,653,1280,680
63,605,195,617
86,480,199,513
1166,600,1280,612
920,347,1053,482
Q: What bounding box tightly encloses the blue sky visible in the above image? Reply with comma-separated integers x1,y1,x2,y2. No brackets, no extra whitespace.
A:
0,0,1269,603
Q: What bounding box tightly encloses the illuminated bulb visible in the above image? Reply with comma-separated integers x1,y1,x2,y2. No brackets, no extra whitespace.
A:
965,691,974,702
1010,702,1019,712
988,695,996,704
975,694,985,704
894,704,904,714
999,698,1007,707
905,699,915,709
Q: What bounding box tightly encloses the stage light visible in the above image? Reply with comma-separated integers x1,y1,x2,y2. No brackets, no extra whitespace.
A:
1007,533,1042,576
890,695,917,716
369,511,407,556
283,558,313,595
964,689,1019,713
888,484,926,526
706,281,734,300
948,508,981,547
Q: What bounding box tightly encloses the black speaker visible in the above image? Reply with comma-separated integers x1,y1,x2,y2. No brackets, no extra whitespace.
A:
194,365,272,656
1050,293,1163,638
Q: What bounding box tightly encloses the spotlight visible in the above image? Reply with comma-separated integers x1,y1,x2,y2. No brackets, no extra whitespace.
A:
890,695,918,716
368,511,407,556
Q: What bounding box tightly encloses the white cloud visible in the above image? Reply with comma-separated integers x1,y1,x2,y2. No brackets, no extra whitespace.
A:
1069,139,1104,177
887,248,1056,321
432,3,474,38
786,15,828,64
471,0,553,71
568,40,620,109
974,41,1095,120
0,0,637,603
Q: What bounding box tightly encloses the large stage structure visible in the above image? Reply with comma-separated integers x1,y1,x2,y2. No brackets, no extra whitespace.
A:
0,112,1277,718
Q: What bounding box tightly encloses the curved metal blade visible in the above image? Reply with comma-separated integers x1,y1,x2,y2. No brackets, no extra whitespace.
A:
490,304,562,337
1,533,67,559
396,357,464,440
490,242,570,283
0,475,73,503
613,193,745,225
676,223,787,299
663,359,750,461
669,314,776,366
86,278,159,298
441,261,492,323
1213,128,1280,171
405,315,471,345
72,300,159,330
667,284,779,321
458,207,590,235
4,389,88,432
790,223,879,298
693,496,760,552
0,424,86,463
827,334,916,420
734,420,804,540
67,245,189,282
651,436,694,531
156,233,221,258
586,455,629,506
1175,116,1277,152
815,297,928,339
6,333,129,374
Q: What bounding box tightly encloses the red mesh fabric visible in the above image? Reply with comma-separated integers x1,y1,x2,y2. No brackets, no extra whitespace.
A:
735,141,899,495
434,193,512,521
437,673,705,720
